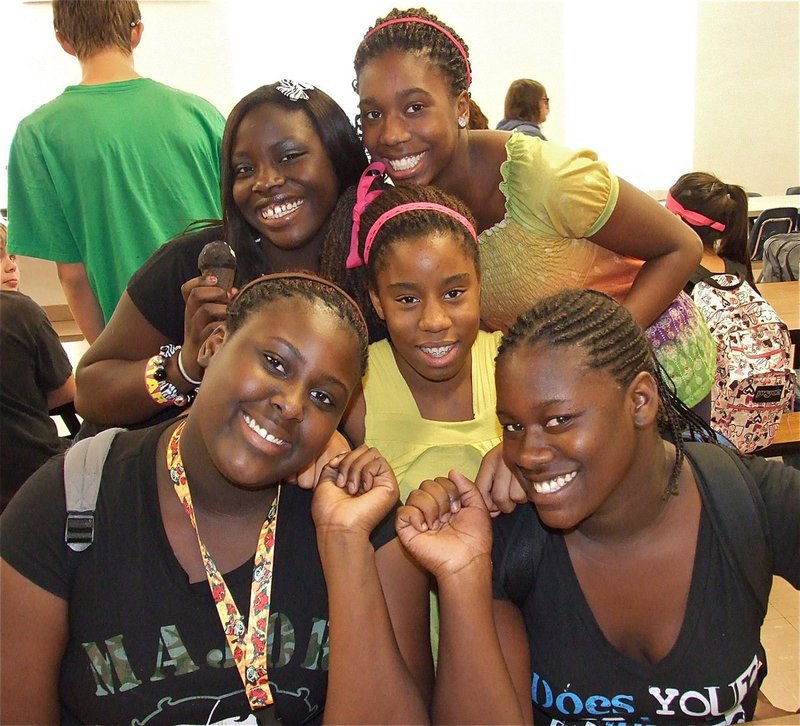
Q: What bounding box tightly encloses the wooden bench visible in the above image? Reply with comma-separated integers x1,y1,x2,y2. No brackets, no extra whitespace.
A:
754,410,800,458
43,304,84,343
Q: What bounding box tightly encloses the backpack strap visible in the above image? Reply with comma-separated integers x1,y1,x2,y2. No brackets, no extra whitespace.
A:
64,427,125,552
497,504,548,606
689,268,744,291
684,442,772,618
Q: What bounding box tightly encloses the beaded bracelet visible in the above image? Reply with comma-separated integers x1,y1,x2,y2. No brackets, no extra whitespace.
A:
144,346,199,408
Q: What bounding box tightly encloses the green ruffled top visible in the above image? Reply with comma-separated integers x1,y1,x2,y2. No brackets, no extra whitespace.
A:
478,133,643,331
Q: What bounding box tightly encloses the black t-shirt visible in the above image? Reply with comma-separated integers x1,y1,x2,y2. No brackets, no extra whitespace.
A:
0,290,72,508
127,223,387,351
127,224,265,343
0,422,398,724
491,448,800,725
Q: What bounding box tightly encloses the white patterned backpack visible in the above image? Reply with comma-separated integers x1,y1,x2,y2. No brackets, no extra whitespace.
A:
690,272,795,453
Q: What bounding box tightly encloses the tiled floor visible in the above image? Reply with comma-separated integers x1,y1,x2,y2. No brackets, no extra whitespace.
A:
761,576,800,713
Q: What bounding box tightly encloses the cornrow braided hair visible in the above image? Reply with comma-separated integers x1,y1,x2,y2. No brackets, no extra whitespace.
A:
227,272,369,376
497,289,717,497
320,186,385,341
358,184,479,286
354,7,471,97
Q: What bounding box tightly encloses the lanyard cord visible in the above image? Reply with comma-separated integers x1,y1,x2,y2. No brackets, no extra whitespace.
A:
167,420,279,710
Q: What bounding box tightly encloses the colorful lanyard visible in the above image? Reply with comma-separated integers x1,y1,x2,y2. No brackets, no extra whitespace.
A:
167,420,280,710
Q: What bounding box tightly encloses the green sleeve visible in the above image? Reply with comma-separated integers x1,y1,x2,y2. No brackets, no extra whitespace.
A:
7,121,82,263
499,133,619,240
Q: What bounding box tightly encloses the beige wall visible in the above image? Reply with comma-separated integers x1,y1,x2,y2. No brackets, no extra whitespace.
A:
694,1,799,196
2,0,798,307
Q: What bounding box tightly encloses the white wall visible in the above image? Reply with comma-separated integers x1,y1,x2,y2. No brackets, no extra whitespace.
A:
2,0,798,306
694,1,800,196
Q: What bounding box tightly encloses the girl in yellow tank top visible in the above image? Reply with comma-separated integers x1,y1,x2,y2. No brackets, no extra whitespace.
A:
341,176,503,660
342,175,502,501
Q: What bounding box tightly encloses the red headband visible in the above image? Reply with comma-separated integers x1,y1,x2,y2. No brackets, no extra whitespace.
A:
665,192,726,232
235,271,368,337
364,16,472,88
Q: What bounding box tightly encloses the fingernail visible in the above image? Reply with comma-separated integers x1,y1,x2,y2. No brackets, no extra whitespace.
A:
206,275,218,285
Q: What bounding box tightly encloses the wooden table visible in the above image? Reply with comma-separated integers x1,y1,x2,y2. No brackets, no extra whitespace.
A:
748,194,800,218
760,281,800,365
761,281,799,333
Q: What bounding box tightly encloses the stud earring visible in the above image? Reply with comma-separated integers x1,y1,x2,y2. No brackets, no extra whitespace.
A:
458,117,467,128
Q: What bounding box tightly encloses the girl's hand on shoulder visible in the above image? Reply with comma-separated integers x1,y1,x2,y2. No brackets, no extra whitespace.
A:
396,470,493,582
474,443,528,516
312,446,399,537
180,275,233,379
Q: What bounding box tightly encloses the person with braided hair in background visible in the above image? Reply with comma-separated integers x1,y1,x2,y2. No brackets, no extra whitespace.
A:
352,8,718,419
396,288,800,724
667,172,757,293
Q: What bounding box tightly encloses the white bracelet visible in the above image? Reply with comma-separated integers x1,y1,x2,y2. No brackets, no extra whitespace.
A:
177,346,202,386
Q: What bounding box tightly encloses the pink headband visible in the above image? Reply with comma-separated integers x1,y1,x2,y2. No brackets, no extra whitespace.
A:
665,192,726,232
345,163,478,270
364,16,472,88
362,203,477,266
346,161,386,269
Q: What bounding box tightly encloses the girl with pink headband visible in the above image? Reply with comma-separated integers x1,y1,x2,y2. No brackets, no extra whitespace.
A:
667,172,756,291
342,178,504,658
353,7,716,417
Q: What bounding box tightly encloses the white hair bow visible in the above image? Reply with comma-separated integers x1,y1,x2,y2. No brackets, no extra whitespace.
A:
277,79,315,101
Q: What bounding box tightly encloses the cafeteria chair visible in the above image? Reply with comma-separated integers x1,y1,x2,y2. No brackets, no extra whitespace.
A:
785,186,800,196
746,191,763,197
748,207,799,261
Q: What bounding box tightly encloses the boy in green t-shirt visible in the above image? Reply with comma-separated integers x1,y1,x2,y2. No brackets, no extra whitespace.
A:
7,0,224,342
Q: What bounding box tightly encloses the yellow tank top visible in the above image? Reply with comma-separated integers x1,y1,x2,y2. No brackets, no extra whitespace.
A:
363,330,503,501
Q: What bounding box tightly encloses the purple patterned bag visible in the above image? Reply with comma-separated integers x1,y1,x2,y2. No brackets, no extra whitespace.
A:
645,292,716,409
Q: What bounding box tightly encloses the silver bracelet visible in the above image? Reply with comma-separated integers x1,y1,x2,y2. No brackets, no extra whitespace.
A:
176,346,202,386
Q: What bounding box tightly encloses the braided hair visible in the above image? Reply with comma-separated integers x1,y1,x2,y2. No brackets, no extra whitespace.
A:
227,273,369,376
321,185,384,341
358,184,478,286
497,289,717,497
354,7,471,98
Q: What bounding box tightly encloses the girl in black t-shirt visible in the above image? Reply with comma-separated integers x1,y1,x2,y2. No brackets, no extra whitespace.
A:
1,273,431,724
396,289,799,724
76,82,374,431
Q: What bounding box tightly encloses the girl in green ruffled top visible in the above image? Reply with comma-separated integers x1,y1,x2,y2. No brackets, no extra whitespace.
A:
352,7,715,417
